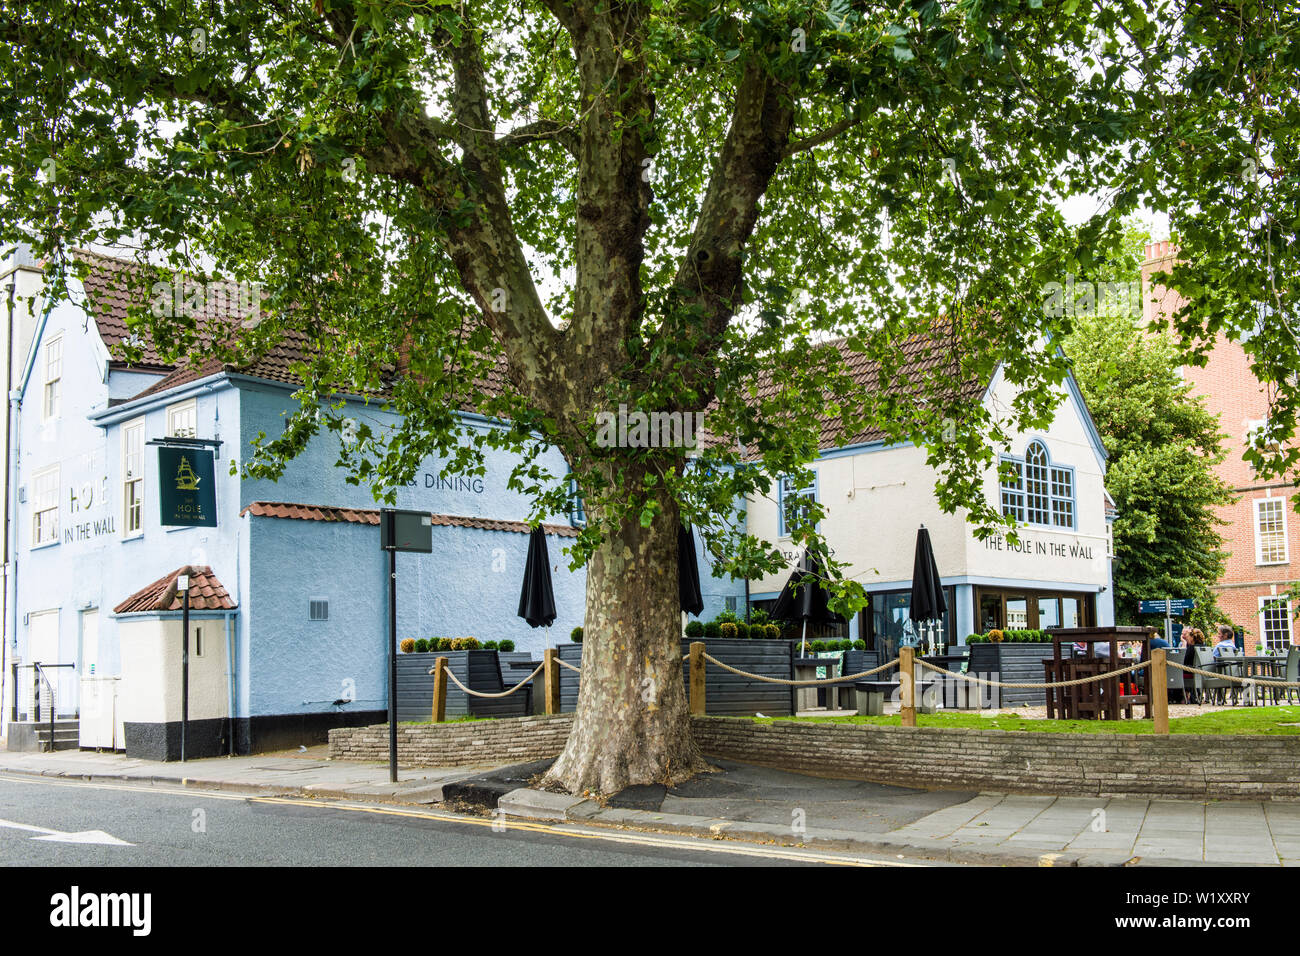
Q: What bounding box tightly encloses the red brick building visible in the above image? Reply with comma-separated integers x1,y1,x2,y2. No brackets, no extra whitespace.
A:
1142,241,1298,652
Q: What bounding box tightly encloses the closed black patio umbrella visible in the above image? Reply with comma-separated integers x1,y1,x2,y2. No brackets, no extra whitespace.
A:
771,552,841,655
909,525,947,652
518,525,557,630
678,523,704,617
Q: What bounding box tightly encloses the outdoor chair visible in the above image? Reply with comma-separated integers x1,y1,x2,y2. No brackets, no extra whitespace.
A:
1164,654,1186,703
1180,645,1201,704
1196,647,1231,706
1285,648,1300,705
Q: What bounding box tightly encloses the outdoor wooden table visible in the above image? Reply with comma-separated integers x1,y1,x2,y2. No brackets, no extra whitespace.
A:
1045,627,1157,720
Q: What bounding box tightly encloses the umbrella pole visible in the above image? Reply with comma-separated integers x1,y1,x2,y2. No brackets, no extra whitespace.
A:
801,620,807,656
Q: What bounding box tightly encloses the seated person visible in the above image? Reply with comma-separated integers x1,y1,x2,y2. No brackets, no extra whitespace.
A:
1211,625,1238,659
1151,634,1170,649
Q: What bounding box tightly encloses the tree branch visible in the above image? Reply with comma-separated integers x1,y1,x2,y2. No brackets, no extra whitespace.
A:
782,116,861,159
496,119,580,159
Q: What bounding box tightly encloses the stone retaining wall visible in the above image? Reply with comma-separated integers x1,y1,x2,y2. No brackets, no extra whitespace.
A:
692,718,1300,800
329,714,1300,800
328,715,573,767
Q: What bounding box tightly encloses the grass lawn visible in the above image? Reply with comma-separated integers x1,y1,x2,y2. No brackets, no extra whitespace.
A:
755,706,1300,735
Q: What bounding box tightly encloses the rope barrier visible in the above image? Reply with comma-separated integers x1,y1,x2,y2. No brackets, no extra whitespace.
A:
1167,660,1300,688
554,657,582,674
915,656,1150,689
432,662,544,698
702,654,900,686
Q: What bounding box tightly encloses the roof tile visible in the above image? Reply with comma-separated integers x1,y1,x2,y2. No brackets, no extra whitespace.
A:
239,501,580,537
113,565,236,614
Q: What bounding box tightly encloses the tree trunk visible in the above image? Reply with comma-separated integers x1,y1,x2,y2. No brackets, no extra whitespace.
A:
542,488,711,796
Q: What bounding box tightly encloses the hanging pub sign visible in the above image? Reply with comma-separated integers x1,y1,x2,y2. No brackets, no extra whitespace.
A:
158,445,218,527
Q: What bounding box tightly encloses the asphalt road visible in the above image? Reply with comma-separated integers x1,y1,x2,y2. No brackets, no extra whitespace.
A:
0,774,940,867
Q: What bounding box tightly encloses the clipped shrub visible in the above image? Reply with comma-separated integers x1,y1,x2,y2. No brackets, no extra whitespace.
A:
704,621,722,638
571,627,583,643
853,639,867,650
483,640,499,650
719,622,738,639
736,622,751,639
965,633,985,644
498,639,516,652
414,638,430,653
400,638,416,654
684,620,705,638
438,637,455,651
810,640,827,653
766,624,781,640
987,629,1005,643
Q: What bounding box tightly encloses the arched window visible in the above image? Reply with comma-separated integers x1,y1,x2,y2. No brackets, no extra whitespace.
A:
1025,441,1050,524
999,441,1076,529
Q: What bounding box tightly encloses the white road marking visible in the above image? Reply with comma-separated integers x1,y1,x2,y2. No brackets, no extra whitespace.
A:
0,773,933,865
0,817,133,846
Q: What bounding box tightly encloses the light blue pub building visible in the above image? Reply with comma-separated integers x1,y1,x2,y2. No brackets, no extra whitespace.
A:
1,250,741,757
1,249,1115,758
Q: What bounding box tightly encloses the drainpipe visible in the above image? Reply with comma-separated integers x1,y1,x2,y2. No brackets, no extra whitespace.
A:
2,267,14,725
225,610,236,756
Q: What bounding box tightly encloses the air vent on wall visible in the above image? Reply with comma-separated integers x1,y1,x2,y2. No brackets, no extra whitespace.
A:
309,598,329,622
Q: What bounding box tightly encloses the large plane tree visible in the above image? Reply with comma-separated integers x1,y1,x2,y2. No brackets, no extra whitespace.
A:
2,0,1296,794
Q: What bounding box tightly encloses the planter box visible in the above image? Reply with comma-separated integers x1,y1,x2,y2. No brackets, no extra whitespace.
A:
558,639,798,716
841,649,881,679
396,650,531,721
967,643,1062,707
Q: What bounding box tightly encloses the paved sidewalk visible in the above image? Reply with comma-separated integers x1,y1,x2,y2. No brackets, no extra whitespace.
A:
0,745,494,804
889,793,1300,866
2,746,1296,866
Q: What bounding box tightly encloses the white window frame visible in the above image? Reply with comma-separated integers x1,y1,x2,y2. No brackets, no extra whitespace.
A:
166,398,198,439
778,472,817,538
122,417,145,539
42,335,63,422
1259,596,1293,653
999,441,1075,530
31,465,60,547
1253,497,1289,566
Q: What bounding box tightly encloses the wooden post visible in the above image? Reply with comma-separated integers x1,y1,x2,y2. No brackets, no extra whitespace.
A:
543,647,562,715
689,642,706,716
900,645,916,727
1151,646,1169,735
431,656,448,723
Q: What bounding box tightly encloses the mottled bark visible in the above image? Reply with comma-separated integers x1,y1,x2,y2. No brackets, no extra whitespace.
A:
541,478,710,795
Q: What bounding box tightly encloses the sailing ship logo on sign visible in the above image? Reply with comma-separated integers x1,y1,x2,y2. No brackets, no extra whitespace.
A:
174,454,201,492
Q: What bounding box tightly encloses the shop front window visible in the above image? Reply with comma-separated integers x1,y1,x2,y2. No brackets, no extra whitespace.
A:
1038,596,1061,630
867,587,955,658
1006,596,1029,629
1061,596,1082,628
976,589,1093,635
